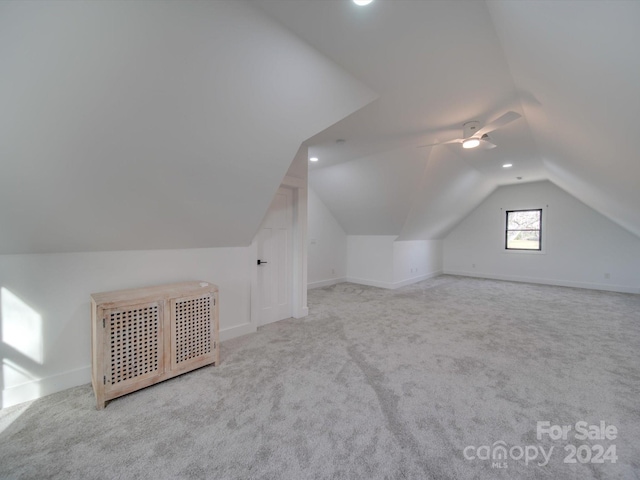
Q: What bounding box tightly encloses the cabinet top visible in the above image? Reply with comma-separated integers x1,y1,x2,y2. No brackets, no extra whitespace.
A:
91,281,218,306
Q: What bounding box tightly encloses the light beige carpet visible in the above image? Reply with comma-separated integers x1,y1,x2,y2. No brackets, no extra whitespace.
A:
1,275,639,479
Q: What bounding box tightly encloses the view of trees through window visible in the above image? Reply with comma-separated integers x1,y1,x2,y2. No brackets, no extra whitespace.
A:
505,209,542,250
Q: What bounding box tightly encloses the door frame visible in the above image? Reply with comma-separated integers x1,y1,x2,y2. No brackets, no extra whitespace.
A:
250,175,308,330
255,186,293,327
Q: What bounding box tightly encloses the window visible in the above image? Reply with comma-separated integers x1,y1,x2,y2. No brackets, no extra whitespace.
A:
505,209,542,250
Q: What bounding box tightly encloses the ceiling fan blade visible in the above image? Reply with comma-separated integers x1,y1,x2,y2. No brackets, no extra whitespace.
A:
417,138,462,149
475,111,521,137
478,137,497,150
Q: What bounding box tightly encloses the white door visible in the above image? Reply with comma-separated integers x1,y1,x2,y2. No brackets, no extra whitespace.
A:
256,187,293,326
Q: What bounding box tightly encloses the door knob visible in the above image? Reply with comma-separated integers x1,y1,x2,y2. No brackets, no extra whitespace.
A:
257,259,268,265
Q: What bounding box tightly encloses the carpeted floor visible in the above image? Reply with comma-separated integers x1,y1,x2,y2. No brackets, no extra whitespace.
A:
1,275,639,479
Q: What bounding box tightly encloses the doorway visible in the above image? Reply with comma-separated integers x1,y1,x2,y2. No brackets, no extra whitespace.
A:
255,187,293,326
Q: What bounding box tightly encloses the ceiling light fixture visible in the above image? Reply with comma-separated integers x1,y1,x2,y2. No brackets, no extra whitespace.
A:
462,138,480,149
353,0,374,6
309,157,319,162
503,163,513,168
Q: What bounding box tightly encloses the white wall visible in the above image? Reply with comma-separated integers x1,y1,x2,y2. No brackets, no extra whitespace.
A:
0,247,253,408
307,188,347,289
393,240,443,287
346,236,443,289
346,236,396,288
443,181,640,293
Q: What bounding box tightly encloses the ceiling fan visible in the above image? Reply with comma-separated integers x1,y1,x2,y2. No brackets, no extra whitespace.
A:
417,111,522,150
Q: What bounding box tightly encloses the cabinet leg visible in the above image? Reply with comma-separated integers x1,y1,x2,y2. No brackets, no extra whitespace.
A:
95,393,106,410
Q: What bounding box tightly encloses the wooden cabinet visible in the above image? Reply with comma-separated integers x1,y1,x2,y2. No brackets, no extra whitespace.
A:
91,281,219,409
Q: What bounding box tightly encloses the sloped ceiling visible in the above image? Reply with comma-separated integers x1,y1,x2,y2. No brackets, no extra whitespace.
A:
3,1,638,255
487,0,640,238
310,145,425,235
258,0,640,240
0,0,376,254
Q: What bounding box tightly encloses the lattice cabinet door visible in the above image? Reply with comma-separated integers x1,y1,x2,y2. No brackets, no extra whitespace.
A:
170,293,219,372
103,301,164,396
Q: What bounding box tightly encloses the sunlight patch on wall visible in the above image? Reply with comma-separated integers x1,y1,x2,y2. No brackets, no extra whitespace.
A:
1,287,43,364
2,359,40,409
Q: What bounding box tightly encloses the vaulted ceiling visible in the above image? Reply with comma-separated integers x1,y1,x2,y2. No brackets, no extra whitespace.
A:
258,0,640,240
1,0,638,255
0,0,375,254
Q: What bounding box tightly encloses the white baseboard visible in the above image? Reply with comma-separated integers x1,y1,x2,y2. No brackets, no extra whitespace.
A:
294,306,309,319
2,365,91,410
391,270,443,289
308,277,347,289
219,322,256,341
444,270,640,294
1,323,258,410
345,276,393,289
346,270,443,290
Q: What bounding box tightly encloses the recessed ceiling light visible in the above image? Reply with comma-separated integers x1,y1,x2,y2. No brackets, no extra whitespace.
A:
309,157,319,162
462,138,480,149
503,163,513,168
353,0,374,6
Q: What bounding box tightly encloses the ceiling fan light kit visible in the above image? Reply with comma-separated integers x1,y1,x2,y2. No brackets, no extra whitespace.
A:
462,138,480,149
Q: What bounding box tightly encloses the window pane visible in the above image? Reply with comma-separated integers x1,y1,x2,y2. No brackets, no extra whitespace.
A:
507,210,540,230
506,230,540,250
506,209,542,250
